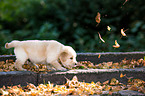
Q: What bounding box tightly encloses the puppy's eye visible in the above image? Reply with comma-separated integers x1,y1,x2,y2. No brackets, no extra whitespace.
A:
70,57,73,60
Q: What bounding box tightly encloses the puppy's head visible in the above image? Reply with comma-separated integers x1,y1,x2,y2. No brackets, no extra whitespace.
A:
59,46,77,69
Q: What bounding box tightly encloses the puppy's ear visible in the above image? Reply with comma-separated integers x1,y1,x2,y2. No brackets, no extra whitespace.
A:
59,52,68,62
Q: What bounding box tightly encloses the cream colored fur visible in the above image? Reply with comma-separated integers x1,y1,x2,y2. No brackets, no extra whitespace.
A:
5,40,77,71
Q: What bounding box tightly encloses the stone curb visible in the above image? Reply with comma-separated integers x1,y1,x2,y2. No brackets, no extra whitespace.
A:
0,68,145,96
0,68,144,86
0,71,37,87
0,55,16,62
77,52,145,63
38,68,145,85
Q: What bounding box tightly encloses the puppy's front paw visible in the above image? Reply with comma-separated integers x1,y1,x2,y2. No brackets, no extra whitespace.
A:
57,67,67,71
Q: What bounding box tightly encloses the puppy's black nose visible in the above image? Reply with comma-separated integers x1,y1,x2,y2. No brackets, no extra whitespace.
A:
75,63,77,65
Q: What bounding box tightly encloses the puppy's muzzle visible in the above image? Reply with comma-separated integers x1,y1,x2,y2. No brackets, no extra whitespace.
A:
73,62,78,67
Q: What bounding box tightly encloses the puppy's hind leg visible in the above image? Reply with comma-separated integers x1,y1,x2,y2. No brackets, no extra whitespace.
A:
15,59,27,71
14,48,28,71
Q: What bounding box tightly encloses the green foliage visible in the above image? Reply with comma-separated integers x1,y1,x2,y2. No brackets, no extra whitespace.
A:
0,0,145,54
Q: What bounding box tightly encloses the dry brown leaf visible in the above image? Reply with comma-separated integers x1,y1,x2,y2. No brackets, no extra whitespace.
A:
95,12,101,23
98,54,101,58
128,85,138,91
139,86,145,93
110,78,119,85
95,12,101,26
120,73,126,78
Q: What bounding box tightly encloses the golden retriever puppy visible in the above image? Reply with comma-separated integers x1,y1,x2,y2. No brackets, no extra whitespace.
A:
5,40,77,71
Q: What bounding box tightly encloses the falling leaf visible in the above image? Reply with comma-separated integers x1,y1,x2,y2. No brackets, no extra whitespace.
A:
113,40,120,48
107,26,111,31
120,73,126,78
98,32,105,43
98,54,101,58
121,29,127,37
123,0,129,5
95,12,101,23
95,12,101,26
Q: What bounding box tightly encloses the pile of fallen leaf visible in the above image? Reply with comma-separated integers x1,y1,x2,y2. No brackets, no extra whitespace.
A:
74,58,145,69
0,60,51,73
0,58,145,73
0,75,145,95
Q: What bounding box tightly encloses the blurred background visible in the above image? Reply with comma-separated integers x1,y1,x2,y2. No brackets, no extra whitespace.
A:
0,0,145,54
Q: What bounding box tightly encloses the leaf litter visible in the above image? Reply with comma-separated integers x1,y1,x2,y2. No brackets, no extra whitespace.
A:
0,58,145,72
75,58,145,69
0,75,145,95
0,58,145,95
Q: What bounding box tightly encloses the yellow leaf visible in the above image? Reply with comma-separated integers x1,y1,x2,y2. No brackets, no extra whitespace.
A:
113,40,120,48
121,29,127,37
91,81,95,85
107,26,111,31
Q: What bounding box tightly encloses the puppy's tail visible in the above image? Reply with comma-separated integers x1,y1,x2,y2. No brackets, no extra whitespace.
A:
5,40,20,49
